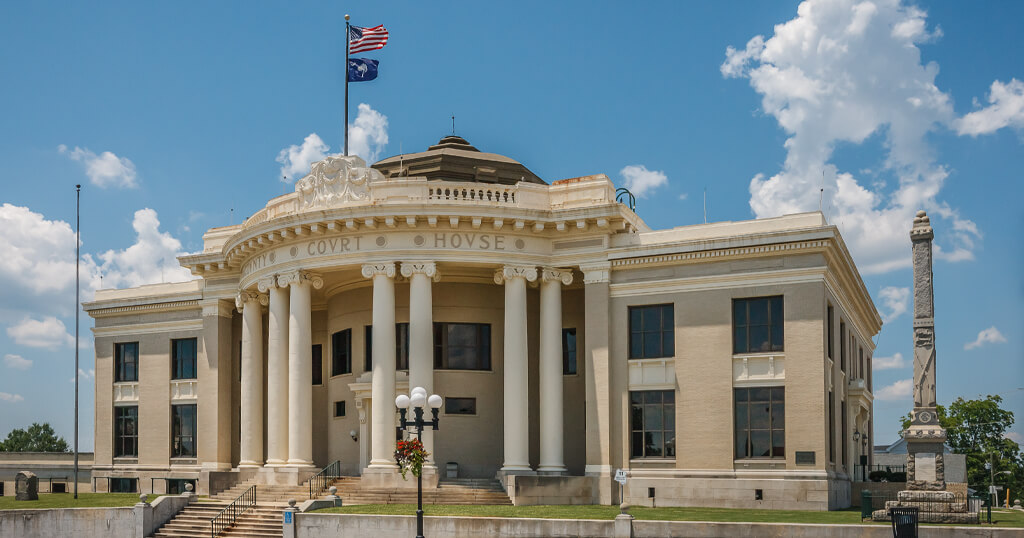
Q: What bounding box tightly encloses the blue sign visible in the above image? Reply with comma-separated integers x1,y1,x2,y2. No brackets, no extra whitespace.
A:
284,511,292,524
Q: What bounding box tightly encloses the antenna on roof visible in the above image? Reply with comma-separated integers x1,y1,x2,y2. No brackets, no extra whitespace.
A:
451,114,456,135
230,208,234,225
703,187,707,224
399,142,404,176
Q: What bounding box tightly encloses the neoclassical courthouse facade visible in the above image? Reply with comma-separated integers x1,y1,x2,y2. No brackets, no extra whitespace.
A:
84,136,881,509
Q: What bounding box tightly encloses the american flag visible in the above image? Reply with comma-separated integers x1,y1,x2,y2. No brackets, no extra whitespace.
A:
348,24,388,54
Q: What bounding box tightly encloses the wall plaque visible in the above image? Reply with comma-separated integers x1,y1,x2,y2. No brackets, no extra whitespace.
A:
915,452,936,482
795,451,816,465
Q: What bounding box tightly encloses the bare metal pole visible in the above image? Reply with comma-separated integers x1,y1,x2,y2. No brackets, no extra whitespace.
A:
344,14,351,156
74,184,80,499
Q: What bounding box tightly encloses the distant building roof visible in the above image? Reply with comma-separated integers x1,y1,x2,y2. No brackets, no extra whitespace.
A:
373,135,545,185
874,437,954,454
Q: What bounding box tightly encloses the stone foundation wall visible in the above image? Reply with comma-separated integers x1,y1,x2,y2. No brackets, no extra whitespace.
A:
507,475,597,505
0,507,135,538
618,476,840,511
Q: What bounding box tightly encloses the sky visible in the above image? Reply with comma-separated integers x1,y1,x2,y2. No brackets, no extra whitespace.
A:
0,0,1021,452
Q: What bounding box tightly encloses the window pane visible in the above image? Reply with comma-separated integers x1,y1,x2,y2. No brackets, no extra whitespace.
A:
770,297,784,327
630,391,644,405
662,390,674,405
749,326,770,352
644,404,663,431
630,334,643,359
631,432,643,458
444,397,476,415
661,305,674,329
733,327,747,354
447,324,475,347
631,404,644,430
647,432,663,457
771,387,785,403
663,406,675,431
630,308,642,331
750,403,770,429
643,332,661,358
772,429,785,457
770,322,784,351
662,331,674,357
642,309,660,331
665,434,676,457
751,430,771,457
771,402,785,429
734,403,748,431
749,298,769,325
734,388,748,403
735,430,749,459
750,387,771,402
733,300,746,326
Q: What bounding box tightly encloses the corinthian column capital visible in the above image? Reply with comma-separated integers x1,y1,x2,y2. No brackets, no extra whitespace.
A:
494,265,538,285
361,263,396,279
235,290,268,312
277,270,324,289
400,261,440,281
541,267,574,286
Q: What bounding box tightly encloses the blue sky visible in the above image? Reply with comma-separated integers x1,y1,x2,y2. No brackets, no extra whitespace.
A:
0,1,1021,451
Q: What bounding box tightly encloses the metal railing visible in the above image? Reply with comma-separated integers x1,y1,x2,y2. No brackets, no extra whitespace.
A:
308,460,341,499
211,485,255,538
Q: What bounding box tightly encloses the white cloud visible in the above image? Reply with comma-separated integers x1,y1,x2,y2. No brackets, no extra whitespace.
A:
59,145,138,188
879,286,910,323
619,165,668,198
348,103,389,164
277,133,331,182
873,352,907,370
70,368,95,383
721,0,981,274
6,316,75,350
0,203,82,298
956,79,1024,136
93,208,194,289
678,193,689,201
1006,431,1023,443
964,326,1007,350
0,392,24,403
3,354,31,370
876,378,913,401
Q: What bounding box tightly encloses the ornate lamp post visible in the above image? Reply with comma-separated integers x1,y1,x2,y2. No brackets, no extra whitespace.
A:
395,386,442,538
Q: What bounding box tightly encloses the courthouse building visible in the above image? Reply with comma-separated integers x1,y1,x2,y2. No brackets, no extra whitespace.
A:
84,136,881,509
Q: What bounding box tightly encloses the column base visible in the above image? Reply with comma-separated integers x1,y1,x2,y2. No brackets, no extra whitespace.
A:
237,462,264,469
286,459,316,469
264,459,289,468
257,465,318,486
536,465,568,476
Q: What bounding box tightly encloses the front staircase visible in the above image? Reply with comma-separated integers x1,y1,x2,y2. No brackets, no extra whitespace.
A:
150,474,511,537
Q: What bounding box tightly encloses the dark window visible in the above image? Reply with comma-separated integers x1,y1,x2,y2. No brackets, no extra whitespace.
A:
867,354,872,391
364,323,410,371
444,397,477,415
841,399,848,469
51,482,66,493
171,404,197,458
629,390,676,459
827,304,834,360
334,401,346,417
839,322,847,372
171,338,197,380
828,390,835,463
562,328,577,375
734,387,785,459
114,406,138,457
628,304,674,359
733,297,784,354
332,329,352,376
433,323,491,370
166,479,195,494
312,344,323,385
858,347,864,381
115,342,139,382
110,478,137,493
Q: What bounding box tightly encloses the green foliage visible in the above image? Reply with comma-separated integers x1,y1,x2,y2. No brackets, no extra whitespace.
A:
0,423,69,452
899,395,1023,497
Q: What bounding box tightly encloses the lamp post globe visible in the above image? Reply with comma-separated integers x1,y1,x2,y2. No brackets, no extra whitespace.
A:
411,392,427,408
395,388,442,538
395,394,411,409
428,394,443,409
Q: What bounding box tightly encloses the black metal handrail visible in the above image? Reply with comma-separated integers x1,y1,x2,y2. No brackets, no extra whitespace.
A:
308,460,341,499
211,485,255,538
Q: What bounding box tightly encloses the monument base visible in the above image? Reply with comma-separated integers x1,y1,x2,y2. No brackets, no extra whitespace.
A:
871,490,979,523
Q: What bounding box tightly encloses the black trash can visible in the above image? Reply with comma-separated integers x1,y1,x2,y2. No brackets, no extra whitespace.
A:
889,506,919,538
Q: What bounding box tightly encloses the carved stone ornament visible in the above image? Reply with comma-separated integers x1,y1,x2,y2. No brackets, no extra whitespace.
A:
580,263,611,284
541,268,574,286
494,265,538,284
277,270,324,290
399,262,440,281
256,276,278,293
235,290,268,312
294,155,384,210
361,263,396,279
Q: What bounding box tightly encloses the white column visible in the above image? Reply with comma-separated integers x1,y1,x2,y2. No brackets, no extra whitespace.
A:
494,265,537,473
280,270,323,467
236,290,267,468
538,268,572,474
362,263,398,469
401,262,439,466
259,276,289,467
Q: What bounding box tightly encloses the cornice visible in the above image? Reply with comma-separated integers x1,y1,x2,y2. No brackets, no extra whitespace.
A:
92,318,204,338
610,239,830,269
609,267,827,298
85,300,201,319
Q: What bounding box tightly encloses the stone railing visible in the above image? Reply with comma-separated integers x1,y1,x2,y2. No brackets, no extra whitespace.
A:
732,354,785,384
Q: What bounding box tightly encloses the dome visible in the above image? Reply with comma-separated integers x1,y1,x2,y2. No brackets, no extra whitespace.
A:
373,135,545,185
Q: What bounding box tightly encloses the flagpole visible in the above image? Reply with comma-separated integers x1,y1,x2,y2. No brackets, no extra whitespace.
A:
74,183,80,499
344,14,350,156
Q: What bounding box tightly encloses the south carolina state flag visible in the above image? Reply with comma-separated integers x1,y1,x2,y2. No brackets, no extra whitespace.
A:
347,58,379,82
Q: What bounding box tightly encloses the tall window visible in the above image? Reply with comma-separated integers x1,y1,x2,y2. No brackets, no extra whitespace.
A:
867,354,873,391
312,344,323,385
629,390,676,459
562,328,577,375
839,322,847,372
114,406,138,457
828,390,835,463
841,400,848,469
115,342,139,382
171,404,197,458
859,347,864,381
433,323,491,370
734,387,785,459
628,304,674,359
827,304,834,360
171,338,197,380
332,329,352,376
733,296,784,354
364,323,410,371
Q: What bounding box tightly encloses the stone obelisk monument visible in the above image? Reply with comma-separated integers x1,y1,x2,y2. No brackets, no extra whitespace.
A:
873,211,977,523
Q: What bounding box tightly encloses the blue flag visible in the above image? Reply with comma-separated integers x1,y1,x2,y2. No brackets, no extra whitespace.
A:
348,58,379,82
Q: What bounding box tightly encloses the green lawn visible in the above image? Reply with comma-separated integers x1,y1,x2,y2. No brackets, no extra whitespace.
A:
313,504,1024,528
0,492,165,510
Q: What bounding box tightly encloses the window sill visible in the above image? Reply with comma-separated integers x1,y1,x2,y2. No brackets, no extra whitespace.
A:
330,372,355,379
113,457,138,464
170,458,197,465
628,458,676,465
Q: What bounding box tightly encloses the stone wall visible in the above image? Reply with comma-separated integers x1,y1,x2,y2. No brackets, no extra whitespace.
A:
507,475,597,505
0,507,135,538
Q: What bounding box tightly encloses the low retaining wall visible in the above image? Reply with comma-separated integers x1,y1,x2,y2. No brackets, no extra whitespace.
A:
294,513,1023,538
507,475,597,505
0,506,135,537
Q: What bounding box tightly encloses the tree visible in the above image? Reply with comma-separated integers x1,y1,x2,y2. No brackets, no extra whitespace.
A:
900,395,1024,497
0,422,70,452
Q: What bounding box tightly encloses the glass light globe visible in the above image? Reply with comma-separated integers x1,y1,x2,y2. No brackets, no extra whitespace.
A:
410,392,427,408
427,394,443,409
411,386,427,397
395,394,411,408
